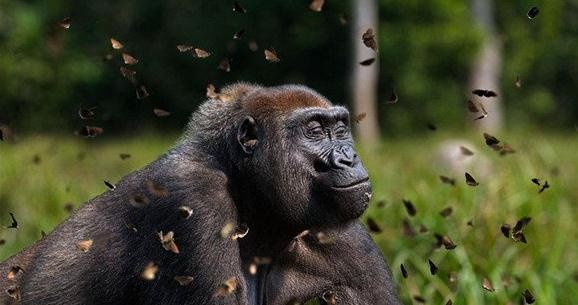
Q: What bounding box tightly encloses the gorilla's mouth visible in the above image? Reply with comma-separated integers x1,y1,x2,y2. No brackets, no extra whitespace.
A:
331,177,370,190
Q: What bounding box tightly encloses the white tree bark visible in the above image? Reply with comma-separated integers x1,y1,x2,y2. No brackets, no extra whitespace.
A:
469,0,503,132
351,0,380,145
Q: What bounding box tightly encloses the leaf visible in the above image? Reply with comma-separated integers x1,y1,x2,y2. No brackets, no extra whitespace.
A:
193,48,211,58
218,57,231,72
482,277,495,292
362,28,377,51
146,180,169,197
467,99,480,113
214,277,238,296
174,276,194,286
110,38,124,50
176,45,194,52
7,266,23,280
322,290,337,305
77,239,93,252
136,85,150,100
78,106,97,120
460,146,474,156
120,67,137,84
75,126,103,138
153,109,171,117
353,112,367,124
441,235,457,250
158,231,179,254
57,17,72,29
309,0,325,12
141,262,158,281
178,206,193,219
264,48,280,63
231,224,249,240
129,194,150,208
122,53,139,65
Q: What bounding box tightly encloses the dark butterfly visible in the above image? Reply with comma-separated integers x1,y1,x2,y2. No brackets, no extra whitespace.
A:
465,172,479,186
359,58,376,66
386,89,398,104
539,180,550,193
233,1,247,13
218,57,231,72
57,17,72,29
439,176,456,186
362,28,377,51
472,89,498,98
7,212,17,229
500,224,511,238
460,146,474,156
428,259,438,275
523,289,536,304
400,264,408,278
366,217,382,233
104,180,116,190
403,199,416,216
233,28,245,40
439,207,453,217
527,6,539,19
483,133,500,146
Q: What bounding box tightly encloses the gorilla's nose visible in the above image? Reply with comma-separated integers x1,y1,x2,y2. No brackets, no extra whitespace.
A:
330,146,357,169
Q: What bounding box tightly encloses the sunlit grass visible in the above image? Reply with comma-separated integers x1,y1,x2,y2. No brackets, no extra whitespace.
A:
0,131,576,304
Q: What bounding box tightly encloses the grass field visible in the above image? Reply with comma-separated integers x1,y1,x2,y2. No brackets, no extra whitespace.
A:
0,131,576,304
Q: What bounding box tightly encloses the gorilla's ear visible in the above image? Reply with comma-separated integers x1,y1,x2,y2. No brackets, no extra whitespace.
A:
237,116,259,154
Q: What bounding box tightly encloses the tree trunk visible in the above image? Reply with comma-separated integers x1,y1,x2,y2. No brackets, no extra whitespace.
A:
469,0,503,132
351,0,380,145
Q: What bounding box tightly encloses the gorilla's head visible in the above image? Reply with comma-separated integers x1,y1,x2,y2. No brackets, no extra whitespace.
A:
232,84,372,229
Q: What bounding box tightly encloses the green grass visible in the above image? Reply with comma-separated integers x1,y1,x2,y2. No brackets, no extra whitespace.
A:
0,131,577,304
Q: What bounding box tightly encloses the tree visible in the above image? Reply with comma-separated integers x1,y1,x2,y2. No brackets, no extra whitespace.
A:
351,0,380,145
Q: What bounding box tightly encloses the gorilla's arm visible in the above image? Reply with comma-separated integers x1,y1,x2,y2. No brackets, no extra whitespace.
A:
0,156,248,305
265,222,402,305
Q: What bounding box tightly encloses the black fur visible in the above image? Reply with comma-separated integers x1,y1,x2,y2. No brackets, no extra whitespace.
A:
0,83,400,305
266,222,402,305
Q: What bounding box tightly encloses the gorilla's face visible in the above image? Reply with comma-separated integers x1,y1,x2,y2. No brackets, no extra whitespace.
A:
288,106,372,222
237,104,372,229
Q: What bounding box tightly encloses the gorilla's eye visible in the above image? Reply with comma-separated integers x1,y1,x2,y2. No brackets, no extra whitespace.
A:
334,125,349,138
304,121,325,139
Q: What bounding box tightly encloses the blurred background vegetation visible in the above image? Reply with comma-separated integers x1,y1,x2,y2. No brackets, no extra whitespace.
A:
0,0,577,304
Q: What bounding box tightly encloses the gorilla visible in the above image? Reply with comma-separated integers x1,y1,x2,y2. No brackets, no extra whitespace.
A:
0,83,401,305
265,223,401,305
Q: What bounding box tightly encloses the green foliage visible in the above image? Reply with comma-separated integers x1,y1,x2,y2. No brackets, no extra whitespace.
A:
1,1,577,134
1,133,576,304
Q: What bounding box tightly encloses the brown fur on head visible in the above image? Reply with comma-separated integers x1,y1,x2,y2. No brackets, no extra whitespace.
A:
220,83,332,118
